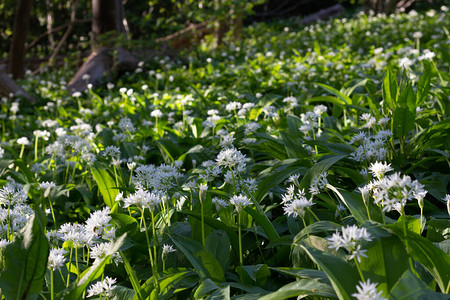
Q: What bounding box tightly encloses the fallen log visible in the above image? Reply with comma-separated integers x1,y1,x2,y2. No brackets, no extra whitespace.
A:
299,4,345,24
66,46,138,93
0,65,36,102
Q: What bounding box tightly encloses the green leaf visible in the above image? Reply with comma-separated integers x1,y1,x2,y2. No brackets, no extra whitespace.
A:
111,213,138,236
91,165,119,208
389,270,448,300
207,285,230,300
120,250,143,300
382,67,398,111
112,286,136,300
416,60,432,106
61,233,126,300
393,86,416,140
170,234,225,282
0,209,49,300
385,222,450,292
298,155,346,195
182,210,239,257
194,278,219,299
205,230,230,272
300,245,360,300
326,185,368,224
236,264,270,287
258,279,337,300
244,206,279,242
294,221,341,244
255,158,310,203
316,83,351,104
270,267,330,284
359,228,409,294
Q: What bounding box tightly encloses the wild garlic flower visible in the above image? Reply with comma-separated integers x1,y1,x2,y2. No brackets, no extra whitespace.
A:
244,122,261,135
102,146,121,162
162,244,176,258
59,223,93,248
132,163,182,191
444,194,450,216
309,172,329,195
0,181,28,206
85,207,112,238
282,185,314,218
369,172,427,214
220,133,236,149
33,130,51,140
360,113,376,128
368,161,393,180
90,242,122,265
0,239,11,249
86,277,117,298
47,248,67,271
327,225,372,263
299,111,319,135
212,197,229,211
17,137,30,146
118,117,135,133
352,279,387,300
122,189,162,212
216,148,246,171
38,181,57,191
350,131,391,163
229,194,251,213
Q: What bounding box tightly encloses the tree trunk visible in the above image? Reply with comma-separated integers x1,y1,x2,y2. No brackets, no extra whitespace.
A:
8,0,33,79
67,0,137,92
91,0,126,48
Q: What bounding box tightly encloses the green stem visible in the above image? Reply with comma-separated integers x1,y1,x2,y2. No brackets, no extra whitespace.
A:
34,137,39,161
141,209,159,293
401,207,419,277
66,246,73,287
19,144,25,159
201,201,205,246
238,211,243,266
151,211,158,270
354,257,365,282
48,197,57,230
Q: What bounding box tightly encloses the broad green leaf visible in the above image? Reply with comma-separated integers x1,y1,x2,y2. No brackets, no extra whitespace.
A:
294,221,341,244
170,234,225,282
359,228,409,294
111,213,138,236
206,230,230,272
270,267,330,284
236,264,270,287
416,60,432,106
301,245,360,300
0,209,49,300
91,165,119,208
279,131,306,159
112,286,136,300
382,67,398,110
316,83,351,104
158,269,198,298
244,206,279,242
258,279,337,300
393,86,416,139
255,158,310,203
389,270,448,300
120,250,143,300
182,210,239,257
207,285,230,300
298,155,346,195
385,222,450,292
194,278,219,299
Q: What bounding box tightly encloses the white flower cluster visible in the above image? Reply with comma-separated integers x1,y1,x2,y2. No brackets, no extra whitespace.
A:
282,185,314,219
123,189,163,212
216,148,246,172
327,225,372,262
366,172,427,214
229,194,252,212
352,279,387,300
309,172,329,195
87,277,117,298
349,130,391,163
132,163,182,192
47,248,68,271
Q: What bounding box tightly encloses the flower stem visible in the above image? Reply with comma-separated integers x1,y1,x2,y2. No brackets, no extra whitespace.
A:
201,201,205,246
51,270,54,300
48,197,57,230
238,211,243,266
66,246,73,287
354,257,365,282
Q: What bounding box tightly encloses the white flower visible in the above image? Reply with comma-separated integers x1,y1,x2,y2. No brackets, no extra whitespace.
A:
309,172,329,195
283,197,314,219
151,109,163,118
162,244,176,257
216,148,246,170
229,194,251,212
17,137,30,146
0,239,11,249
368,161,393,180
443,194,450,216
352,279,387,300
327,225,372,262
212,197,229,211
123,189,162,212
47,248,67,271
38,181,57,191
85,207,112,237
87,277,117,298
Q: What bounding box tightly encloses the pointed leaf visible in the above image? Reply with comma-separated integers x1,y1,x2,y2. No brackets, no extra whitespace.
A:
258,279,337,300
389,270,448,300
91,165,119,208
